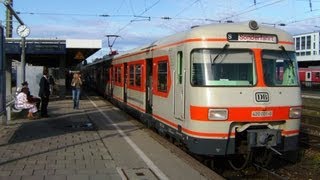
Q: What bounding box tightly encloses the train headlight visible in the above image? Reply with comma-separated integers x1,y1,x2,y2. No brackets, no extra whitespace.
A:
249,20,259,30
289,107,302,119
208,109,228,120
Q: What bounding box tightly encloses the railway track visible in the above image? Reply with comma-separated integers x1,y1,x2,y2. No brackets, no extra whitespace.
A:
300,122,320,151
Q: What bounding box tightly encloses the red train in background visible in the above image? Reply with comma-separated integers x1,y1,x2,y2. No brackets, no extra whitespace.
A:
299,68,320,88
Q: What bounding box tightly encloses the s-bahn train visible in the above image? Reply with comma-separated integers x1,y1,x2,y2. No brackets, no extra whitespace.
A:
82,20,302,169
299,68,320,88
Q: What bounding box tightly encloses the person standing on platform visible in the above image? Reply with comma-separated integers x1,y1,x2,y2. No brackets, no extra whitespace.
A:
38,68,50,117
71,72,82,109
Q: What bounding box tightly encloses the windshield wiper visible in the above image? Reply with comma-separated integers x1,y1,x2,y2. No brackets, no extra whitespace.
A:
279,45,294,65
211,43,230,64
279,45,295,76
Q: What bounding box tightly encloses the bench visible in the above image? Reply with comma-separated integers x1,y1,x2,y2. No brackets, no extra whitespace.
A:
5,94,26,122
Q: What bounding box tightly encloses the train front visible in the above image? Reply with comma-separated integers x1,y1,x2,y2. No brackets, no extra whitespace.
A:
187,21,301,168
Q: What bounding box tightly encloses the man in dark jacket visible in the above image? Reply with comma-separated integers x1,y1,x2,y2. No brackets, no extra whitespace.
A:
38,68,50,117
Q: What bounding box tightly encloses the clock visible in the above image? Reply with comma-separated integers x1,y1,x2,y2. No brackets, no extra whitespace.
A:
17,25,30,37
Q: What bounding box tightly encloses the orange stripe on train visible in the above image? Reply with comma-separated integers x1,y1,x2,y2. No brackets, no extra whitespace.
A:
190,105,291,122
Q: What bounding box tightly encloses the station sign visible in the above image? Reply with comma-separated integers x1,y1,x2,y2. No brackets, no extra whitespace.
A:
4,43,21,54
5,42,66,55
26,43,66,54
227,33,278,43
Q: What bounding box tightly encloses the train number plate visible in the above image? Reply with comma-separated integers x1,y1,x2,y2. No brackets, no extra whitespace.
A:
251,111,273,117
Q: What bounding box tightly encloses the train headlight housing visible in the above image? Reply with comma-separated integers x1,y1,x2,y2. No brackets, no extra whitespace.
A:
289,107,302,119
208,109,228,120
249,20,259,30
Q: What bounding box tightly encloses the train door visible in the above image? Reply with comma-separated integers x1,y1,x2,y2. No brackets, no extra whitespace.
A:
174,50,185,120
123,63,128,103
146,59,153,114
306,71,312,87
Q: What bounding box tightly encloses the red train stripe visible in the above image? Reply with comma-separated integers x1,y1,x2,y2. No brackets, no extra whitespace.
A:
152,114,235,138
282,129,299,136
190,105,300,122
127,101,146,113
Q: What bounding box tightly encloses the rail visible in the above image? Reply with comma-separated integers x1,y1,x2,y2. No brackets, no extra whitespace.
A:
6,94,15,108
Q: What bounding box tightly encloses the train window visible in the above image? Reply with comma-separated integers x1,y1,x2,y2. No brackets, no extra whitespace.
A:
158,61,168,92
316,72,320,78
262,50,299,86
129,65,134,86
135,65,141,86
116,66,122,83
191,49,255,86
127,63,142,89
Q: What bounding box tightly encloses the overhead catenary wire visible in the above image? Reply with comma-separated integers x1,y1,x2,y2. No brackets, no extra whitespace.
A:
219,0,285,21
114,0,161,35
5,0,320,48
13,0,318,26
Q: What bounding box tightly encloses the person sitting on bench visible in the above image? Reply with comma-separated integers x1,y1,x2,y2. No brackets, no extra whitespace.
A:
15,87,38,119
21,81,41,110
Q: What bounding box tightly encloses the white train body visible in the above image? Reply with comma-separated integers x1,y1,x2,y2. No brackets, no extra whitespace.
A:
107,21,301,156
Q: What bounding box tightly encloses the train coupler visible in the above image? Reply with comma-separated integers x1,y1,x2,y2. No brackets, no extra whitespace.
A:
247,129,282,149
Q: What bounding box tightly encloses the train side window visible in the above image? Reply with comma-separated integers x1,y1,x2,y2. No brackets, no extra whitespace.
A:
177,51,183,84
114,65,122,85
135,64,141,86
114,67,117,82
129,65,134,86
316,72,320,78
158,61,168,92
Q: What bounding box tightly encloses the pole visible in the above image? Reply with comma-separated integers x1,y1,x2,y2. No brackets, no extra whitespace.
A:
3,1,24,25
21,37,25,82
5,0,13,37
2,1,26,82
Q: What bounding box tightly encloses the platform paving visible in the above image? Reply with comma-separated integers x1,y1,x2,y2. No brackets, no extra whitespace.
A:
0,96,121,180
0,94,223,180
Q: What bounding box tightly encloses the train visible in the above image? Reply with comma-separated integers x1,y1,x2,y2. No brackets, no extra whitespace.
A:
299,67,320,88
82,20,302,170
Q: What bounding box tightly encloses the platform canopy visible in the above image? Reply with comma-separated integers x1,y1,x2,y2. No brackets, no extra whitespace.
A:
4,38,102,67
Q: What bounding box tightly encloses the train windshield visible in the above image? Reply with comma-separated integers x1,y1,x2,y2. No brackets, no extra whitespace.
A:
191,49,256,86
262,50,299,86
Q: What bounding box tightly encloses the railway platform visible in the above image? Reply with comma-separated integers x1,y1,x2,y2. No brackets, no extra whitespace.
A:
0,94,222,180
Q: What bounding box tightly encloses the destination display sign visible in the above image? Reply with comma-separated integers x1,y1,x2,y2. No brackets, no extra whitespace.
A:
227,33,278,43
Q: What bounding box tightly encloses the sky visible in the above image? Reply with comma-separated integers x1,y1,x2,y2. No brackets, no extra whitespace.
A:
1,0,320,62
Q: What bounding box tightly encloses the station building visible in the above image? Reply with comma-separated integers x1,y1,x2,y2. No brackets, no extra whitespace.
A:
293,31,320,67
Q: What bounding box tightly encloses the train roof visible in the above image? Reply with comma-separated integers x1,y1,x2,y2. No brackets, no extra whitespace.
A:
114,21,293,59
82,55,112,68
